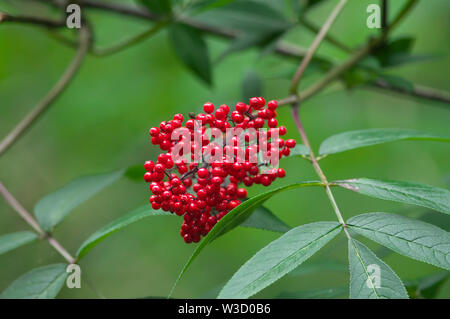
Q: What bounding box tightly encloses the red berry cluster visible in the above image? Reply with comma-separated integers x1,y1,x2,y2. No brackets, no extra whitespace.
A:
144,98,296,243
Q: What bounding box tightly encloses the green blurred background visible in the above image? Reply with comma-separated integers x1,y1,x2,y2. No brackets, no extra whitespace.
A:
0,0,449,298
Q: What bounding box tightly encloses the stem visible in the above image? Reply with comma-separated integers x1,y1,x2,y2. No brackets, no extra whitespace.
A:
299,18,352,53
0,12,65,27
0,182,75,264
0,26,91,157
290,0,348,94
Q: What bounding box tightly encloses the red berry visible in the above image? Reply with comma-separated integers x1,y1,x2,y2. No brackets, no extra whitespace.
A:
267,100,278,110
286,139,296,148
197,168,209,179
236,102,248,113
203,102,214,114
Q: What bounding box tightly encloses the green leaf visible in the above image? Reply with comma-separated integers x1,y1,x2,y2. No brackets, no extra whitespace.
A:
0,231,38,256
198,0,291,34
77,205,173,259
277,286,347,299
138,0,172,16
287,144,310,157
347,212,450,270
377,74,414,92
1,264,68,299
240,205,290,233
169,181,323,297
319,128,450,156
168,23,212,85
348,239,408,299
124,164,146,182
242,70,263,102
335,178,450,215
405,271,449,299
34,171,124,231
218,222,341,299
289,259,347,277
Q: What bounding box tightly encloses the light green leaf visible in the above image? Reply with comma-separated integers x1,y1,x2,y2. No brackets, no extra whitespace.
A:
287,144,310,157
168,23,212,85
77,205,173,259
347,212,450,270
348,239,408,299
34,171,124,231
319,128,449,156
240,206,290,233
289,259,347,277
218,222,341,299
277,287,347,299
1,264,68,299
169,181,323,297
335,178,450,215
0,231,38,256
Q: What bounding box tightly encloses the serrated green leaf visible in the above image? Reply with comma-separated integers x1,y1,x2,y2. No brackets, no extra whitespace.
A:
138,0,172,16
335,178,450,215
242,70,263,102
348,239,408,299
218,222,341,299
240,205,290,233
77,205,173,259
0,231,38,256
319,128,449,156
168,23,212,85
34,171,124,231
347,212,450,270
289,259,347,277
1,264,68,299
277,286,347,299
169,181,323,297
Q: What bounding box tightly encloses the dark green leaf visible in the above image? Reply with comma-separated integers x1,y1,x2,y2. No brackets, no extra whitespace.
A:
77,205,173,259
124,164,146,182
169,23,212,85
319,128,450,156
34,171,124,231
240,205,290,233
335,178,450,215
169,181,323,297
377,74,414,92
218,222,341,298
348,239,408,299
138,0,172,16
1,264,68,299
348,212,450,270
0,231,38,256
242,70,263,102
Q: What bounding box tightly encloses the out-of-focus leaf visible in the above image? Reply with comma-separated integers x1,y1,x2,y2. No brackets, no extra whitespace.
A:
218,222,341,298
168,181,323,297
1,264,68,299
377,74,414,92
168,23,212,85
77,205,173,259
348,239,408,299
242,70,263,102
125,164,146,182
405,271,449,299
335,178,450,215
319,128,450,156
34,170,124,231
277,286,347,299
240,205,291,233
0,231,38,256
138,0,172,16
347,212,450,270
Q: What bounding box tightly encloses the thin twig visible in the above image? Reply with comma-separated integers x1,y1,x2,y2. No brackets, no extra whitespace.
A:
0,26,91,157
0,12,65,28
0,182,75,264
290,0,347,94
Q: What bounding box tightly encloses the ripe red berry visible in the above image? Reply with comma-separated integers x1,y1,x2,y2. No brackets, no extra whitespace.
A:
286,139,296,148
267,100,278,110
236,102,248,113
203,102,214,114
197,168,209,179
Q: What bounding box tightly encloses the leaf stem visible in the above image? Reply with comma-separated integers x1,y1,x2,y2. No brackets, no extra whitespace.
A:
0,181,76,264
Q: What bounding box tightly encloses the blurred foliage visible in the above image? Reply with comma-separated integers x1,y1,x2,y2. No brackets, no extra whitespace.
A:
0,0,449,298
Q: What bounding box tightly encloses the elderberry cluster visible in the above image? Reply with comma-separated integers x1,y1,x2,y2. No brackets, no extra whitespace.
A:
144,97,296,243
